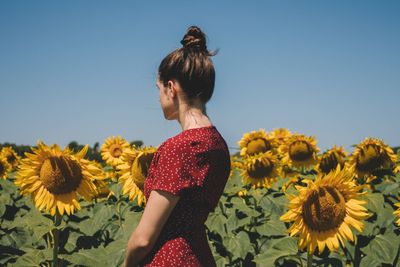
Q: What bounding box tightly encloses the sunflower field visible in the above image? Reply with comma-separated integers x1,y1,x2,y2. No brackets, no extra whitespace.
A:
0,128,399,267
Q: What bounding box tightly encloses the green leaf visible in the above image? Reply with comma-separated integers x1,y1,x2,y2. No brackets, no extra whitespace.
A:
63,240,126,267
0,202,6,217
214,254,230,267
226,211,250,233
311,251,345,267
0,191,12,205
209,239,228,266
362,221,379,237
251,189,266,203
12,248,52,267
92,204,115,226
235,215,252,229
122,210,142,240
75,204,115,236
109,183,123,198
10,209,53,230
365,193,384,213
31,225,52,244
63,248,106,266
223,182,244,196
255,217,287,237
375,205,396,229
205,212,227,235
381,182,399,195
0,178,18,194
254,236,298,266
254,249,289,266
103,221,123,240
64,230,82,253
223,231,253,260
230,197,261,218
259,195,286,215
270,236,298,253
359,254,382,267
361,233,400,264
0,227,32,248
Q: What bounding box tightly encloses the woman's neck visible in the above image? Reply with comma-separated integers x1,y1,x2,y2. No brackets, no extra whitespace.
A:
177,102,212,131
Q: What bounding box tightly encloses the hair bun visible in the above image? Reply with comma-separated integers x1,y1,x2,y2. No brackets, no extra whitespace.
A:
180,26,207,52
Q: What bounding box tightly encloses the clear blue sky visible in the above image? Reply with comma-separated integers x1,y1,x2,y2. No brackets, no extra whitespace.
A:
1,1,399,154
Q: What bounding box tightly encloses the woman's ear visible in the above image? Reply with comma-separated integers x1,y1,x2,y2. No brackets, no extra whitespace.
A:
167,80,177,98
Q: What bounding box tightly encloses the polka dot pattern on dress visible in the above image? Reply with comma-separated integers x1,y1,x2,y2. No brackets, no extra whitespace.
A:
140,125,231,267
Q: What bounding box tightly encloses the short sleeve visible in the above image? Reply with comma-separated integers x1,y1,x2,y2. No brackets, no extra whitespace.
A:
151,139,205,196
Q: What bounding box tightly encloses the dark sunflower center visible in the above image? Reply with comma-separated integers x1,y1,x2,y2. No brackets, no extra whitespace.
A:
247,138,271,155
247,159,274,179
131,153,154,188
289,141,313,161
7,155,16,164
356,144,387,172
320,152,345,174
302,186,346,231
138,153,154,177
39,156,83,195
109,144,123,158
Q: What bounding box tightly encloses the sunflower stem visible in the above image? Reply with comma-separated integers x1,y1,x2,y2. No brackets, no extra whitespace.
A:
117,199,123,229
340,242,353,263
306,252,313,267
46,232,51,249
353,235,361,267
52,212,62,267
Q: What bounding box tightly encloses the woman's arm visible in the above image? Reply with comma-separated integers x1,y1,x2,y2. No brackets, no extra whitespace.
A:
124,190,180,267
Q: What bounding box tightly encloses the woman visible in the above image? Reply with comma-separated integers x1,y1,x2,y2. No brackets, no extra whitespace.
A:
124,26,231,267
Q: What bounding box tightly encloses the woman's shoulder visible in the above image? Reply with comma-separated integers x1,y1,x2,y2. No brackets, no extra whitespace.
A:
160,125,227,154
166,125,218,143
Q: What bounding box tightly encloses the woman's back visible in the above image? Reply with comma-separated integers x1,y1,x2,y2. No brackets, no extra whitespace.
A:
141,126,230,266
123,26,226,267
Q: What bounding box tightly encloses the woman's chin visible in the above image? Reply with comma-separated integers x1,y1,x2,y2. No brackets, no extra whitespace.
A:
163,113,174,120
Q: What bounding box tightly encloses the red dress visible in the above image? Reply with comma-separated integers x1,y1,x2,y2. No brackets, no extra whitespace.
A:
140,125,231,267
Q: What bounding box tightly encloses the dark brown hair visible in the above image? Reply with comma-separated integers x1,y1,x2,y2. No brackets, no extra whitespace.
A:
158,26,216,104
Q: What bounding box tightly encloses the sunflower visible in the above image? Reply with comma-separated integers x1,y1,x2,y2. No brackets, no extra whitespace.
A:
348,138,397,178
238,129,276,158
239,151,280,188
280,166,369,254
279,134,319,169
101,136,130,167
15,142,102,216
394,202,400,226
317,146,348,175
1,146,21,169
270,128,292,146
118,146,157,206
0,157,11,179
